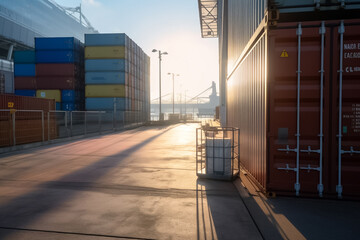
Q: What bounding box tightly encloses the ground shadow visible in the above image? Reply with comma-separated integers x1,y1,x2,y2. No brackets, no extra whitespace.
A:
0,126,175,239
196,178,280,240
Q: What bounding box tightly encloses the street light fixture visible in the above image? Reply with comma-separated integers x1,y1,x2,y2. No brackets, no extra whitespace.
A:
168,73,180,114
152,49,168,121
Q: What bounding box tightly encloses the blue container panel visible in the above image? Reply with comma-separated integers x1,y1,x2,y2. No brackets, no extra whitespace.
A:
14,51,36,63
85,59,127,72
36,50,80,63
61,90,82,102
86,97,127,111
61,102,81,111
14,64,36,76
85,33,127,46
85,72,126,85
15,89,36,97
35,37,81,51
56,102,61,110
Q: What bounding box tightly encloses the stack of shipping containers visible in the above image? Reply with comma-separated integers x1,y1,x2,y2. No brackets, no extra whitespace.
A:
217,0,360,199
34,37,85,111
14,51,36,97
84,33,150,123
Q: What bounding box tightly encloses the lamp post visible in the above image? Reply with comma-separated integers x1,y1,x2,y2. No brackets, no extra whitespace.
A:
167,73,179,114
152,49,168,121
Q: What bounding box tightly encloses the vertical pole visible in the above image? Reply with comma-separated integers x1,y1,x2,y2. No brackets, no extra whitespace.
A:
295,23,302,196
84,111,87,135
12,111,16,146
159,51,162,121
196,129,198,174
113,97,116,131
70,111,73,137
318,21,326,197
173,74,175,114
41,111,45,142
337,21,345,199
123,111,125,129
98,112,102,134
238,128,240,174
48,112,50,141
185,91,187,120
65,111,68,137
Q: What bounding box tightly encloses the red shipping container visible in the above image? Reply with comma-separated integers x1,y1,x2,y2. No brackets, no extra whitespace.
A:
0,94,55,111
36,63,80,77
15,77,37,89
36,76,78,89
227,19,360,199
0,94,56,147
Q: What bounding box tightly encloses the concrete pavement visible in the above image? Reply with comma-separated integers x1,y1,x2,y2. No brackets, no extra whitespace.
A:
0,124,262,240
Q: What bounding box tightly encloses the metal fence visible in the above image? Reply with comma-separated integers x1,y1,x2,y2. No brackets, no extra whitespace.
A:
0,109,146,148
196,126,240,181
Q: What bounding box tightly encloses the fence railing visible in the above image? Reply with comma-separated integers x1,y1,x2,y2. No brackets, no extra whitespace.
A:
0,109,146,148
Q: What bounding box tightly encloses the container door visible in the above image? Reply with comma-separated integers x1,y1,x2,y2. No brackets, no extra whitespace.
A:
332,22,360,198
268,23,332,195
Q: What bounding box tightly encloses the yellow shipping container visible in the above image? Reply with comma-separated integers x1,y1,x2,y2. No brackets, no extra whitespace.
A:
85,85,125,98
85,46,126,59
36,90,61,102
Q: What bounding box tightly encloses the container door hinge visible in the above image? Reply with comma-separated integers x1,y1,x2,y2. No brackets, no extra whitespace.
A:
296,24,302,36
319,22,326,35
338,0,345,8
314,0,321,9
336,185,343,198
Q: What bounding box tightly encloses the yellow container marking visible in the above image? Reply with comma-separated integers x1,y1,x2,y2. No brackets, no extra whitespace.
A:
85,46,126,59
85,85,126,97
8,102,14,108
280,49,289,58
36,90,61,102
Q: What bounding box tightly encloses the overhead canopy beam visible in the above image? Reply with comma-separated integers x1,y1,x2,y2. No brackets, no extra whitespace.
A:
198,0,218,38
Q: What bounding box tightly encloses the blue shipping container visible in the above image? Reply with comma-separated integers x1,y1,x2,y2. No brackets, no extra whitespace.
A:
61,102,80,111
85,33,127,46
61,90,82,102
14,64,36,77
85,59,128,72
15,89,36,97
86,97,127,111
35,37,81,51
56,102,61,110
35,50,80,63
14,51,35,63
85,72,126,85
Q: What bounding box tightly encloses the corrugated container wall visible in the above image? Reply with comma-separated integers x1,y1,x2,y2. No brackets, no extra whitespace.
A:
227,35,267,189
227,0,266,70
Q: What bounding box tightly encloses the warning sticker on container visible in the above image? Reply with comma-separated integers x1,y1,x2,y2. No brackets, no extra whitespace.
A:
280,50,289,58
8,102,14,108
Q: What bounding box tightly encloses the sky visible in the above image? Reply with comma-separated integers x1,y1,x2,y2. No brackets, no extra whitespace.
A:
55,0,219,103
